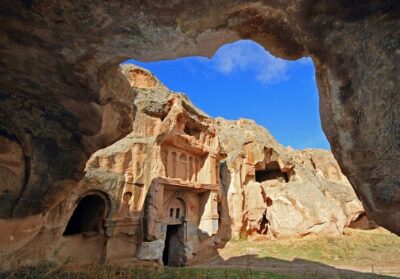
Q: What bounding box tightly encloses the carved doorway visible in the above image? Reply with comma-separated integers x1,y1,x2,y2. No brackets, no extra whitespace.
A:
162,224,185,266
163,197,186,266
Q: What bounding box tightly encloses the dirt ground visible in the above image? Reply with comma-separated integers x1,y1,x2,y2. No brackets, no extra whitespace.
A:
196,228,400,278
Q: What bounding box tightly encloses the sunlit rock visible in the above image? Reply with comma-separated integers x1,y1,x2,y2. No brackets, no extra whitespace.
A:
0,0,398,237
0,65,367,268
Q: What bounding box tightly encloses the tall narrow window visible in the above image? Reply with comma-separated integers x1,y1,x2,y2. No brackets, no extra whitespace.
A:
169,208,174,218
176,208,180,219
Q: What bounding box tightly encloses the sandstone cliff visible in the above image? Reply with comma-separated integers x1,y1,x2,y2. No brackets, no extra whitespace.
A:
1,0,399,239
0,64,366,268
215,118,363,239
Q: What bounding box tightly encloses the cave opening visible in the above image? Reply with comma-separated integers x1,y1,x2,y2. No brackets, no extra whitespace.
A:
123,39,329,151
162,224,185,267
63,194,107,236
255,161,288,183
184,124,202,140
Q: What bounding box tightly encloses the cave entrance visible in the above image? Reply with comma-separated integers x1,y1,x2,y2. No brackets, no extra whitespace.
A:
162,224,185,267
123,39,330,151
63,193,107,236
256,161,288,183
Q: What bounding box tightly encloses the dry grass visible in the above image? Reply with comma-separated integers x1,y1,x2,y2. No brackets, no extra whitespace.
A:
1,228,398,279
0,263,291,279
224,228,400,268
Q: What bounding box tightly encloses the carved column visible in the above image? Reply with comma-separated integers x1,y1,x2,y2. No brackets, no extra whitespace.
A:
199,132,205,144
188,156,193,182
171,152,177,178
198,191,219,236
195,158,200,183
163,149,169,177
209,155,217,185
205,134,211,146
182,153,187,181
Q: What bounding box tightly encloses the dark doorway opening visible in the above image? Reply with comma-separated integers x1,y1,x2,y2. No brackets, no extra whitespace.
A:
63,194,106,236
162,224,185,266
256,161,288,183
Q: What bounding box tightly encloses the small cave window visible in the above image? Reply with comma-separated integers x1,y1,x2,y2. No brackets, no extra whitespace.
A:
169,208,174,218
184,125,201,140
176,208,180,219
63,194,107,236
256,161,288,183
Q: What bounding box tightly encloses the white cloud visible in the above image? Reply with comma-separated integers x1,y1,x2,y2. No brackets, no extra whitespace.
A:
210,40,289,84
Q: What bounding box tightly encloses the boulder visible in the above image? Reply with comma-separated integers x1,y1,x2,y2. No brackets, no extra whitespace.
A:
136,240,164,264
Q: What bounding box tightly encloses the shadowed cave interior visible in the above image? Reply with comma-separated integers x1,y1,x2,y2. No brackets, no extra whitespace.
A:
255,161,289,183
63,194,106,236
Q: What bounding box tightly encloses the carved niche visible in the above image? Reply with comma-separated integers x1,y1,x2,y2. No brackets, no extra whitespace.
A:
162,146,205,183
166,198,186,225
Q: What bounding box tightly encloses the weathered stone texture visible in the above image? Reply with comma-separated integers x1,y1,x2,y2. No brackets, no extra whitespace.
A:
214,118,363,239
136,240,165,264
0,0,399,267
0,65,366,268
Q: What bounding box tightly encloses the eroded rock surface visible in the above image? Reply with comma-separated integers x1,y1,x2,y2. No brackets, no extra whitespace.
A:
0,65,367,268
136,240,164,264
215,118,363,239
0,0,398,235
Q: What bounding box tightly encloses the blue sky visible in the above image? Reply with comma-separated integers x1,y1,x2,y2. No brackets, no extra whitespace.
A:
125,40,330,150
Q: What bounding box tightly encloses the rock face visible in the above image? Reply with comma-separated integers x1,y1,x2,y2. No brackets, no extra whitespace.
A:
215,119,363,239
0,1,398,236
0,1,399,236
0,65,365,268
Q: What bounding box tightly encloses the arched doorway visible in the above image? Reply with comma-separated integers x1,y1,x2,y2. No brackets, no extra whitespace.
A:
63,193,108,236
163,197,186,266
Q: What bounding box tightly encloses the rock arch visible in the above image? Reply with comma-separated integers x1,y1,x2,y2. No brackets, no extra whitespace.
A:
0,1,398,236
63,191,110,236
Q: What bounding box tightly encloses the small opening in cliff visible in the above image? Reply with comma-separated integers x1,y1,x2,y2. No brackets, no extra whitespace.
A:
123,39,329,151
63,194,107,236
184,124,201,139
256,161,288,183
